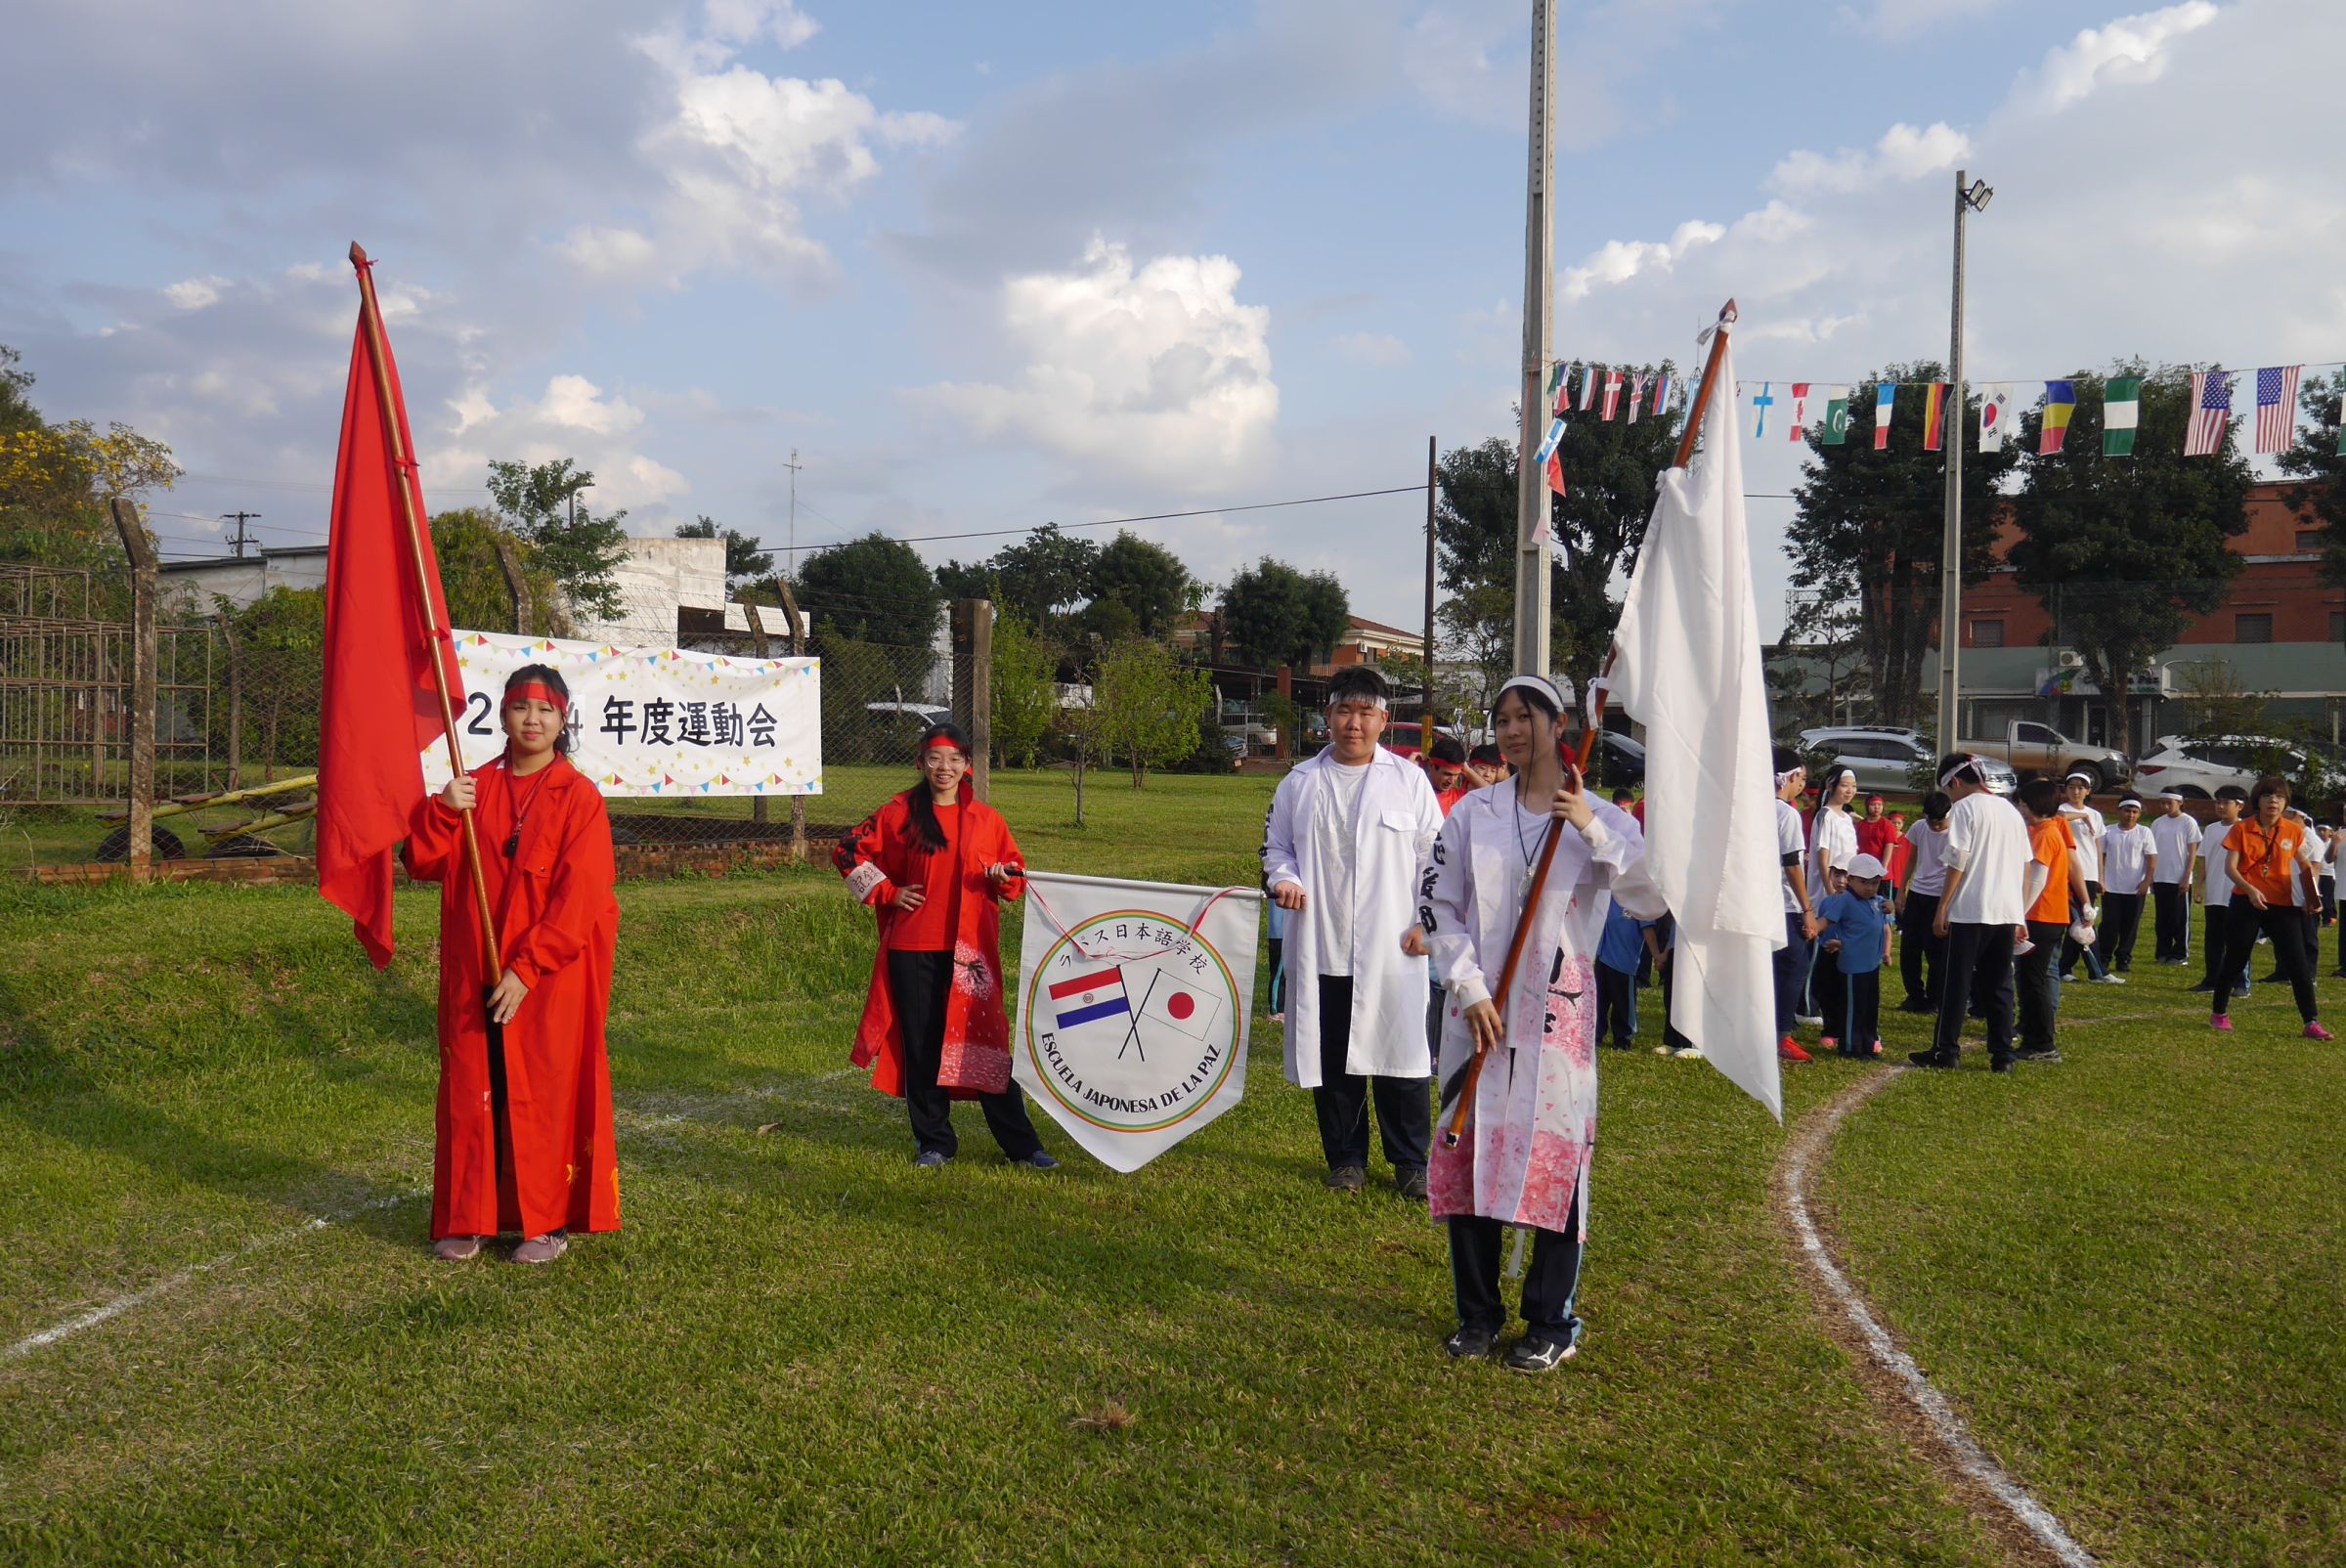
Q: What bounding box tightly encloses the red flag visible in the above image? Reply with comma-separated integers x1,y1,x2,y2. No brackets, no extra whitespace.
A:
1545,447,1566,496
317,291,465,968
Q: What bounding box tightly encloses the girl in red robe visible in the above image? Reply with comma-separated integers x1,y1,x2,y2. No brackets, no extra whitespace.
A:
404,664,621,1262
834,722,1054,1169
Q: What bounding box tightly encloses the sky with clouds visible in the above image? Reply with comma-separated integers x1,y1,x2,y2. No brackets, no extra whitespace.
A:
4,0,2339,639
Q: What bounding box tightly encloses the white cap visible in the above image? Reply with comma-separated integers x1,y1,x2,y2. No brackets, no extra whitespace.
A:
1846,852,1887,879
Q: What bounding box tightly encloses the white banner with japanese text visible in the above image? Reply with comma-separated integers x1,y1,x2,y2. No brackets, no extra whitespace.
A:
419,630,822,797
1014,870,1261,1173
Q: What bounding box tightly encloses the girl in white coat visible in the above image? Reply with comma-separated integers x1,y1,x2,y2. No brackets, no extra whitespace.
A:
1421,675,1664,1372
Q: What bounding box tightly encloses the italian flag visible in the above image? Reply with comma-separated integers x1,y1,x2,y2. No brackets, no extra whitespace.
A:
2105,376,2141,457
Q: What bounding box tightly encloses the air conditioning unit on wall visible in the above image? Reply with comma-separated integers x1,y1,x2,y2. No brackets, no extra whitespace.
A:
2055,649,2085,671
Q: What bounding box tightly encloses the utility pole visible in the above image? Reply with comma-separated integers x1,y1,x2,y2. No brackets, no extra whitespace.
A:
1511,0,1557,680
1935,169,1992,751
222,511,260,558
782,448,804,578
1423,434,1438,744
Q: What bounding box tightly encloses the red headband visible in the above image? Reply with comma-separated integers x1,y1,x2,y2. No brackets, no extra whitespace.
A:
922,733,965,756
504,681,568,716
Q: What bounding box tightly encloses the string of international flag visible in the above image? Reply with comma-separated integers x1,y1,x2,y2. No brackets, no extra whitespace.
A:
1534,358,2346,475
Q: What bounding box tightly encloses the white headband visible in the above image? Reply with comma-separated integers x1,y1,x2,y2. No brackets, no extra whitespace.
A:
1494,674,1565,715
1326,690,1389,711
1939,755,1988,788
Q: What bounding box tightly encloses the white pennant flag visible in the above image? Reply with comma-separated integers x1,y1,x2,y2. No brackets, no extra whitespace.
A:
1978,384,2014,453
1605,324,1784,1121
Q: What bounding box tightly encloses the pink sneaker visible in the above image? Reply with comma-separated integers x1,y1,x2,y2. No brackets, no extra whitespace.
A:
2210,1015,2233,1032
2305,1023,2334,1042
509,1231,570,1265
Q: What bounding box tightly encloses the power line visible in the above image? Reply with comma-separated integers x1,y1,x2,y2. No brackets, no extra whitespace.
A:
760,483,1431,553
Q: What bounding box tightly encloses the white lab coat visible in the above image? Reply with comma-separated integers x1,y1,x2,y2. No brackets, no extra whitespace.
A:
1261,746,1443,1086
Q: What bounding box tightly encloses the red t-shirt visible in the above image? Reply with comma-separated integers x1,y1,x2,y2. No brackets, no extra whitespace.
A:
1435,786,1471,818
886,802,961,950
1854,815,1898,865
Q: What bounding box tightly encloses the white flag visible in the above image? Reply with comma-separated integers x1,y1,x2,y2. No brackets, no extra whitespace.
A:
1014,871,1261,1171
1606,326,1785,1121
1978,384,2013,452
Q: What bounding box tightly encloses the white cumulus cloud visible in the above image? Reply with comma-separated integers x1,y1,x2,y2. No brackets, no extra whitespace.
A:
1770,121,1970,195
2002,2,2223,116
917,237,1279,488
428,374,687,514
1560,219,1725,301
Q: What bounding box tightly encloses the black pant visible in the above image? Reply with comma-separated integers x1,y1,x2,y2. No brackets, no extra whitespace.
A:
2018,919,2064,1053
2152,882,2191,961
2201,905,2250,991
1774,911,1811,1038
1898,892,1942,1006
2218,902,2318,1022
1657,950,1692,1052
888,949,1043,1159
1594,963,1637,1049
1828,967,1879,1053
2103,890,2147,970
1448,1208,1583,1343
1313,976,1432,1173
1933,921,2016,1063
2060,881,2107,980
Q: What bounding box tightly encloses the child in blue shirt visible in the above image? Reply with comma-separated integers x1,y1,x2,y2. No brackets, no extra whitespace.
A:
1594,896,1656,1051
1816,852,1893,1058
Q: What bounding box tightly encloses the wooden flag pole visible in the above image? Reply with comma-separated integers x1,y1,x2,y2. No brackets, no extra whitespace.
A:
348,241,502,981
1441,298,1735,1152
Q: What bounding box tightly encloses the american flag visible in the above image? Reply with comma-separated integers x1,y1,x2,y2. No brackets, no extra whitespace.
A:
2184,370,2232,457
2254,365,2301,455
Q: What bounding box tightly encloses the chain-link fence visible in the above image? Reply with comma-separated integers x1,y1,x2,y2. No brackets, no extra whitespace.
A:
3,558,982,876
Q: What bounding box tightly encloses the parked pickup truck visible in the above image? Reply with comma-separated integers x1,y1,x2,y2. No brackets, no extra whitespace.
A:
1958,720,2132,792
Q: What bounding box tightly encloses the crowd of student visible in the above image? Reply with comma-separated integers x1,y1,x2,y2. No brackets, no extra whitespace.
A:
386,660,2338,1380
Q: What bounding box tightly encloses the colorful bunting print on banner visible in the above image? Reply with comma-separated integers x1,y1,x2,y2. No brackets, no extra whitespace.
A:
1978,385,2013,452
1873,383,1896,450
1923,382,1948,452
1788,383,1811,443
1752,381,1774,439
2185,370,2232,457
2255,365,2301,454
2105,376,2141,456
1824,387,1849,445
2041,380,2075,455
1601,370,1625,420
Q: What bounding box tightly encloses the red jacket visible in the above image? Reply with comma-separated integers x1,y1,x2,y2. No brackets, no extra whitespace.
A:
834,783,1026,1097
403,755,620,1241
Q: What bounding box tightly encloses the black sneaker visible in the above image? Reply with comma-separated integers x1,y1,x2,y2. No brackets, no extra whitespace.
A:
1015,1150,1060,1170
1502,1333,1580,1373
1395,1166,1430,1201
1896,999,1935,1014
2015,1046,2063,1064
1442,1326,1496,1360
1324,1165,1367,1194
1907,1050,1957,1069
913,1150,951,1169
1990,1056,2016,1073
2186,982,2214,993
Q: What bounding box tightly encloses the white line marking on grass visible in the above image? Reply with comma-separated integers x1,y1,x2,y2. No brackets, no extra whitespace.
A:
1782,1068,2100,1568
4,1192,420,1365
6,1066,874,1366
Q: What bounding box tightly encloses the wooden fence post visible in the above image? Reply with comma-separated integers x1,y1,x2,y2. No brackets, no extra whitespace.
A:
742,601,772,829
216,610,243,791
774,580,810,863
109,498,157,880
951,598,993,804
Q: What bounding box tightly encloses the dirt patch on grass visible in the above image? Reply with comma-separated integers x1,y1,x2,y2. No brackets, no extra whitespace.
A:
1772,1067,2094,1568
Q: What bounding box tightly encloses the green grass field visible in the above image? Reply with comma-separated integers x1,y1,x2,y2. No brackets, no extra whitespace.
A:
2,768,2338,1564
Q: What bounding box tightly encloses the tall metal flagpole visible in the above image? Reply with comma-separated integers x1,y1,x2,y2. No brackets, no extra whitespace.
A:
1511,0,1557,679
1935,169,1971,751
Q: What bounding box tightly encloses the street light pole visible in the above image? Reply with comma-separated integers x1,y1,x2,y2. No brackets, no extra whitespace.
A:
1511,0,1556,680
1935,169,1989,752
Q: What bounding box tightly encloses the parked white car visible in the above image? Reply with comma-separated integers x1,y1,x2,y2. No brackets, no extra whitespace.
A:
2132,735,2312,799
1797,726,2018,797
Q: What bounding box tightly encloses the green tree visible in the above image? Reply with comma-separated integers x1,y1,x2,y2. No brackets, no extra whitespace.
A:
2008,364,2253,746
938,523,1100,631
1784,363,2015,731
990,612,1059,769
1219,556,1349,671
486,457,629,621
674,514,774,589
1090,531,1191,634
1092,637,1212,787
2278,369,2346,595
430,507,566,636
0,345,41,438
222,586,326,777
795,531,942,690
